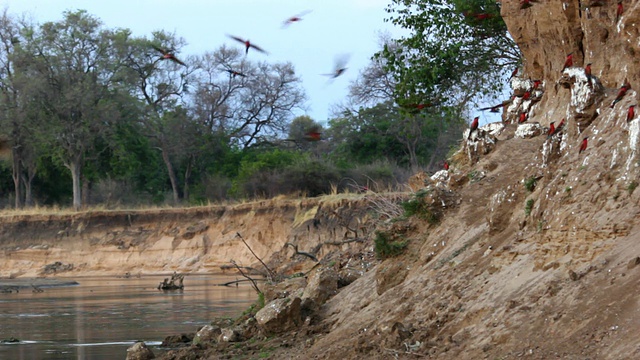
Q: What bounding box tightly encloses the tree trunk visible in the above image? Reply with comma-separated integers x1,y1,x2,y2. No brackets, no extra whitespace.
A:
82,175,89,209
183,155,193,202
11,149,22,209
67,160,82,211
24,163,36,207
161,146,180,204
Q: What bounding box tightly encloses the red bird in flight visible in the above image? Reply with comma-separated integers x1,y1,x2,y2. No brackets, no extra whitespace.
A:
304,130,322,142
468,116,479,140
463,11,494,21
610,81,631,108
562,53,573,71
223,69,247,78
322,54,350,79
227,35,269,55
282,10,312,28
627,105,636,122
617,1,624,22
152,45,186,66
479,96,515,113
579,137,588,154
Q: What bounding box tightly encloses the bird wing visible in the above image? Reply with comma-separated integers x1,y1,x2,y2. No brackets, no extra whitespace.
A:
249,43,268,54
226,34,246,44
170,56,186,66
151,45,168,55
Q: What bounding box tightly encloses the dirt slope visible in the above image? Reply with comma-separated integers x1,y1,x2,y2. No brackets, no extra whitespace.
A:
266,2,640,359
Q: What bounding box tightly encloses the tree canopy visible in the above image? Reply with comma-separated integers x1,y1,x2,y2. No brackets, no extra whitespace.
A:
380,0,520,109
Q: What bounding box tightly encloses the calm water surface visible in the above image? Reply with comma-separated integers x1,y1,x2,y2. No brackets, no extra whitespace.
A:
0,275,257,360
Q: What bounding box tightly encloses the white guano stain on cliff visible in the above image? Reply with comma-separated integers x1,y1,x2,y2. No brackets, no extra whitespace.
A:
542,140,552,167
564,67,592,112
515,123,542,138
483,122,505,137
625,119,640,172
610,148,618,169
559,133,568,153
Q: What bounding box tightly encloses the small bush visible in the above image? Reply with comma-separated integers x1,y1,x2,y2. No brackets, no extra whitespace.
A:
628,181,638,194
524,176,538,192
525,199,534,216
401,189,439,224
374,231,408,259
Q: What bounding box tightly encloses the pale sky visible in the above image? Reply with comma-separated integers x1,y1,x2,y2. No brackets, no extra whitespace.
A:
0,0,403,123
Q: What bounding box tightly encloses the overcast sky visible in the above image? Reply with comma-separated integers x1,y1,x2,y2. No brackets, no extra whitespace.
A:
0,0,404,124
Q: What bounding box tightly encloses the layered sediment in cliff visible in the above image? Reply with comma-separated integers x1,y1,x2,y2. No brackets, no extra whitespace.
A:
0,195,384,278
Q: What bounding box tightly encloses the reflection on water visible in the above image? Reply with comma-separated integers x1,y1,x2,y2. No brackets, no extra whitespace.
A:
0,275,257,360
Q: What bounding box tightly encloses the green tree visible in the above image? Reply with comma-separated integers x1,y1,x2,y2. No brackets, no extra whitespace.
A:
381,0,520,108
123,30,197,204
14,10,132,210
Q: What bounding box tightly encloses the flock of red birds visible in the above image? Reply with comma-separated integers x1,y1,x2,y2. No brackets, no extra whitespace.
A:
147,10,350,142
464,0,635,164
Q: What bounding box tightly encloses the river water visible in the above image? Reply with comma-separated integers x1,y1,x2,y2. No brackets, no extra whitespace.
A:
0,274,257,360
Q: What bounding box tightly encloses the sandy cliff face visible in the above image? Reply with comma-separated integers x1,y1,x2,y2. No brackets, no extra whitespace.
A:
0,195,379,278
287,2,640,359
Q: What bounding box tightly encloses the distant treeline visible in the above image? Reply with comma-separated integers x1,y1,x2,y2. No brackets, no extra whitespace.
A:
0,9,467,209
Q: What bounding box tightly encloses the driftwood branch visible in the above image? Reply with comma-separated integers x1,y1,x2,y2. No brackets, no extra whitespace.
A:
285,242,319,262
230,260,261,294
236,232,276,281
323,237,367,246
218,278,267,287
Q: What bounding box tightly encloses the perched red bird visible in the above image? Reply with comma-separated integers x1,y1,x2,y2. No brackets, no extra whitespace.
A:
627,105,636,122
227,35,268,55
282,10,312,28
610,82,631,108
579,137,588,154
468,116,479,140
584,63,592,77
443,160,449,170
562,53,573,71
522,91,531,101
152,45,186,66
547,122,556,138
584,63,593,88
510,67,519,79
616,1,624,22
532,79,542,90
223,69,247,78
519,112,528,124
555,118,566,133
520,0,536,9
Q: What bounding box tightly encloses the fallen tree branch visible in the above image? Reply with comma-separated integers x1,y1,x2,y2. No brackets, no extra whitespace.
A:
323,237,367,246
218,278,267,287
236,232,276,282
230,259,261,294
285,242,319,262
